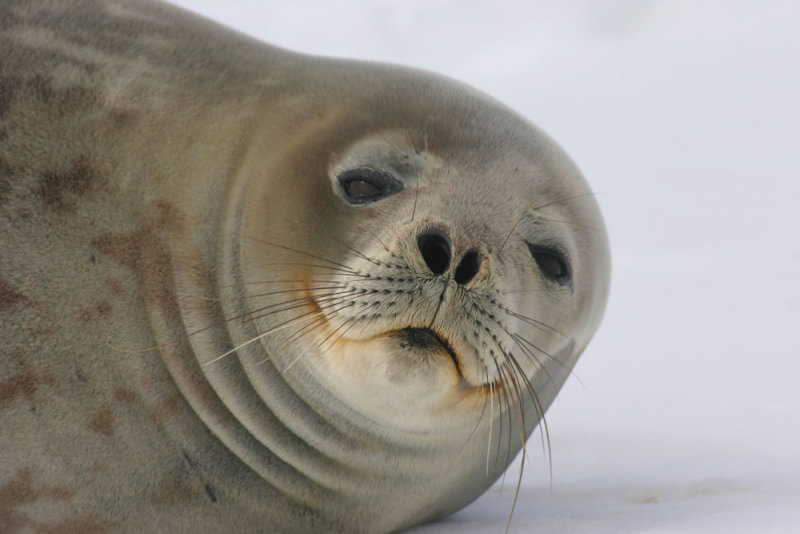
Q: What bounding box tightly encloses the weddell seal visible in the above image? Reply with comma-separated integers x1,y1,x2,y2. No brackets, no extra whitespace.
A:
0,1,610,532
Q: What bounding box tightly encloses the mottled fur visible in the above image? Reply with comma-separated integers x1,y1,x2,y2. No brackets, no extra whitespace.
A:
0,1,609,533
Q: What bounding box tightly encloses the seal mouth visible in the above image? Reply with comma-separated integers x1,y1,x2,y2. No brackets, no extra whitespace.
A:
399,327,462,377
302,284,469,383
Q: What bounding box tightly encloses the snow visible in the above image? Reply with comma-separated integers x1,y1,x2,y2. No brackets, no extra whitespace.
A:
169,1,800,531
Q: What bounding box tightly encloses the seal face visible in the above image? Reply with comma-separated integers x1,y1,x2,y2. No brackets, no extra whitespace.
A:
0,1,610,532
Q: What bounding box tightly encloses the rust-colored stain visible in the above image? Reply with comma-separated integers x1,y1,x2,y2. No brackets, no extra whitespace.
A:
91,221,179,318
0,469,68,532
79,300,112,323
0,469,73,505
103,278,124,296
152,394,184,424
36,515,113,534
0,369,57,412
88,462,110,473
88,406,116,436
36,155,98,211
0,468,111,533
0,277,27,311
113,387,140,404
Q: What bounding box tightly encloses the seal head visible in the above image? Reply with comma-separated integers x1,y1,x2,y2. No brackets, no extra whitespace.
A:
194,56,611,530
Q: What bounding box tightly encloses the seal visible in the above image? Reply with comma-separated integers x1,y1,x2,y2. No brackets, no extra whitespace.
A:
0,1,610,532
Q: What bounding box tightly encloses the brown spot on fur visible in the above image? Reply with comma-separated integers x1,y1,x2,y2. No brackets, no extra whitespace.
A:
89,462,110,473
152,394,184,424
88,407,116,436
79,300,112,322
151,476,199,505
39,515,113,534
0,370,57,412
0,469,73,505
154,201,183,228
37,155,97,210
113,387,140,404
0,468,86,533
0,278,27,310
92,224,180,317
104,278,124,296
24,324,54,339
108,108,137,128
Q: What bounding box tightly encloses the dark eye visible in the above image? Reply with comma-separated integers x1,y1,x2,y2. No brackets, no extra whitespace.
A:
525,242,571,286
338,169,403,204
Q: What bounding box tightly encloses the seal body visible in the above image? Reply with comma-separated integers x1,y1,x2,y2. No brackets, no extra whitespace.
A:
0,1,610,532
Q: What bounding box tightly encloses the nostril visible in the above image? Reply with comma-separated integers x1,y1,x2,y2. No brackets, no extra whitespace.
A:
454,249,482,285
417,230,451,275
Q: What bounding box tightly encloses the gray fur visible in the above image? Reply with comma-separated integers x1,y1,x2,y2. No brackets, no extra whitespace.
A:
0,1,610,532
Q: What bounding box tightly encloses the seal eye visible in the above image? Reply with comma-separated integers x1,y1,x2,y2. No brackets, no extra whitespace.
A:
338,169,403,204
526,242,571,285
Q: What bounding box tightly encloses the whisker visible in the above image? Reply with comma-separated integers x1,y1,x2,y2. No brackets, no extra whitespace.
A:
410,172,420,223
487,335,553,513
106,284,354,356
496,304,573,342
317,315,362,355
500,345,552,486
487,378,495,475
316,232,384,268
496,364,514,485
317,309,366,353
409,129,429,223
202,290,358,366
254,262,363,274
239,274,366,286
285,301,373,370
511,330,583,389
357,225,392,254
255,315,329,369
504,408,526,534
488,357,514,475
509,333,560,391
251,297,359,368
240,288,356,324
496,191,600,257
182,283,347,303
481,314,563,393
530,191,600,212
243,284,346,300
459,366,491,456
244,236,359,273
497,358,529,534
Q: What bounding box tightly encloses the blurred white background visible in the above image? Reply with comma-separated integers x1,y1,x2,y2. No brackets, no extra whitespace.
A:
169,1,800,532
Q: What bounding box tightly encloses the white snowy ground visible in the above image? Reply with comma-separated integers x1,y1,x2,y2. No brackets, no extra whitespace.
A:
171,2,800,532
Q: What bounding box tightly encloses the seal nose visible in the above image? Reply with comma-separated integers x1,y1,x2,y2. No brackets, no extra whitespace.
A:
417,230,451,275
453,249,482,285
